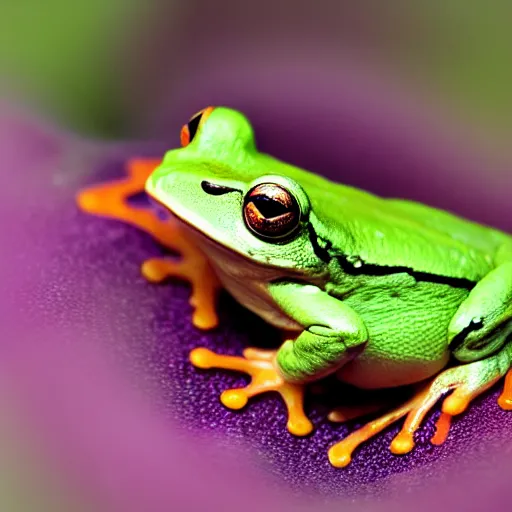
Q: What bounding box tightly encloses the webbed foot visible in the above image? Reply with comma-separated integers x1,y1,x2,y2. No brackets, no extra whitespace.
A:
141,255,220,330
190,346,314,436
77,158,221,330
328,340,512,468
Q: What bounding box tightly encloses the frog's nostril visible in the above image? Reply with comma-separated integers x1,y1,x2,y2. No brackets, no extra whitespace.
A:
200,180,238,196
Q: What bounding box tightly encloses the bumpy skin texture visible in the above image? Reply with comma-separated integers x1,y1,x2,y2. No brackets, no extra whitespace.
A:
146,107,512,393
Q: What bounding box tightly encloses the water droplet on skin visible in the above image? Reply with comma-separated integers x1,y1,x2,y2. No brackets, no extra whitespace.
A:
347,255,364,269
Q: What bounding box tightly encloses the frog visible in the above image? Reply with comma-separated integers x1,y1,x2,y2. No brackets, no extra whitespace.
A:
144,106,512,467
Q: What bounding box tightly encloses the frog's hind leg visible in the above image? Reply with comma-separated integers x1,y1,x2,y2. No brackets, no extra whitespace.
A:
328,339,512,468
328,386,430,467
190,344,314,436
448,258,512,363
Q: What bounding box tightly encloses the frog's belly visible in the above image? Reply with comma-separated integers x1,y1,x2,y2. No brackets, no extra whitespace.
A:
336,351,449,389
334,280,467,389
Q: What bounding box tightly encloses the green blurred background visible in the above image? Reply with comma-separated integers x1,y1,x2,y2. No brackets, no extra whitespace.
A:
0,0,140,136
1,1,511,144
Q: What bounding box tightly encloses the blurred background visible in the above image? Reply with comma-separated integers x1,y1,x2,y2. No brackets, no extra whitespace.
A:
1,1,512,510
1,0,512,146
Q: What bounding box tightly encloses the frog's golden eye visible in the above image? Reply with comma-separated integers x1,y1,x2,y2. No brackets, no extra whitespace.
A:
180,106,214,147
243,183,301,240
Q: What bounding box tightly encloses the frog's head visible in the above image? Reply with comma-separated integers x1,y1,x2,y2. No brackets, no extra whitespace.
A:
145,106,328,274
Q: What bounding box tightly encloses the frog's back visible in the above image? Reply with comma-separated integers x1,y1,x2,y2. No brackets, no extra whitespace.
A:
319,183,508,280
280,162,507,281
384,198,510,254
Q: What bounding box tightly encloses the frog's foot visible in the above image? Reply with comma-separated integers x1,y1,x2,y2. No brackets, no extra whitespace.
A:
77,158,221,330
190,347,314,436
141,257,221,330
328,385,447,468
497,368,512,410
328,345,512,467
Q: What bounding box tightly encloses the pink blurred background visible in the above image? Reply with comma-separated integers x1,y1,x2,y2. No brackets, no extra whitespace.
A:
1,1,511,510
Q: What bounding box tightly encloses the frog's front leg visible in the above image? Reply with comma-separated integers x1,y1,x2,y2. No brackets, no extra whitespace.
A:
448,257,512,363
328,339,512,468
190,345,314,436
190,281,369,436
269,282,369,383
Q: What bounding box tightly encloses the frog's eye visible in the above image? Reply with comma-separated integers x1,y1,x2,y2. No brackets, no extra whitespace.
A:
243,183,301,240
180,107,214,147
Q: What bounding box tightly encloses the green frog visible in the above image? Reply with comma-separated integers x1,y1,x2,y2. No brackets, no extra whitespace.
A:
144,106,512,467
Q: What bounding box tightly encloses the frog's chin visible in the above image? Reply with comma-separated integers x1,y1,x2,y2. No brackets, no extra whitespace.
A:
171,213,238,258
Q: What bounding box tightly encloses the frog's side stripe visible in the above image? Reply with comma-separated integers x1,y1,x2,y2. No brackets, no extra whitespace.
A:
307,222,332,262
335,255,476,290
307,223,475,291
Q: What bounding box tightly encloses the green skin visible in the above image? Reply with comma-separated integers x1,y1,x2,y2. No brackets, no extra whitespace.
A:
146,107,512,396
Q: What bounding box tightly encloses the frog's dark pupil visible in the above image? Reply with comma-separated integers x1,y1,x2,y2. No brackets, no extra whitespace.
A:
253,196,289,218
187,113,202,141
